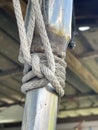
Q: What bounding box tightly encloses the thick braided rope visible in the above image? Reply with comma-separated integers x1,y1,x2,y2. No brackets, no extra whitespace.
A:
12,0,66,96
21,53,67,96
12,0,31,64
32,0,55,73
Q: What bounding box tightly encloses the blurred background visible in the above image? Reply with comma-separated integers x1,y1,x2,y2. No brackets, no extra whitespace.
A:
0,0,98,130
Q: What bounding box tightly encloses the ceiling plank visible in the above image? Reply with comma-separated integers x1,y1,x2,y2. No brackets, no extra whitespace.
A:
0,29,19,63
80,51,98,59
0,0,11,7
0,100,8,106
66,68,91,93
80,53,98,79
1,0,26,17
62,93,98,102
0,82,23,96
0,93,15,103
0,89,22,103
0,54,17,71
64,82,78,96
78,31,94,52
58,107,98,118
66,50,98,93
0,101,24,109
0,68,22,80
60,94,98,111
2,78,21,92
0,82,23,98
57,115,98,123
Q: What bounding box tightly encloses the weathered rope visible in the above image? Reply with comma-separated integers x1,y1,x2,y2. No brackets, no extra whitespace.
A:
21,53,67,96
12,0,66,96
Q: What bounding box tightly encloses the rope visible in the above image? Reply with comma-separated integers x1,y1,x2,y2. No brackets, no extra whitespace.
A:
12,0,66,97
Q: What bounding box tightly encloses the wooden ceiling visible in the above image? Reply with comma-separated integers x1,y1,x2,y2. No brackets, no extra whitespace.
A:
0,0,98,122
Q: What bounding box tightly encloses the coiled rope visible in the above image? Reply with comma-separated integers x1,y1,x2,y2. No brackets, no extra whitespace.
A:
12,0,67,97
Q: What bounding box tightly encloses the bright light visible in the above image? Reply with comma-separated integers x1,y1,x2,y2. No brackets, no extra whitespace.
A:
78,26,90,31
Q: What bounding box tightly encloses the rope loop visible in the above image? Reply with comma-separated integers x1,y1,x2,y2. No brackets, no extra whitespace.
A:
12,0,67,97
21,53,67,96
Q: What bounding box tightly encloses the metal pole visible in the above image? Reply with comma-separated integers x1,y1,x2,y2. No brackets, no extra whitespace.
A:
22,86,58,130
22,1,58,130
21,0,73,130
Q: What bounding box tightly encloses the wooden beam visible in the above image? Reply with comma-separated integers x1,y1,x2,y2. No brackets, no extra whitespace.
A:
0,92,15,103
64,81,78,96
0,94,14,104
1,0,26,17
0,100,8,106
79,51,98,80
0,101,24,108
78,31,94,52
0,54,15,71
80,51,98,59
0,0,11,7
63,93,98,100
0,51,20,66
66,50,98,93
58,115,98,123
0,90,21,103
66,68,91,93
58,107,98,118
60,94,98,111
3,78,21,92
0,68,22,80
0,82,22,95
0,82,24,98
0,29,19,62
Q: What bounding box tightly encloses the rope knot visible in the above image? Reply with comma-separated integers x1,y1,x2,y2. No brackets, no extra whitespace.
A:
21,53,66,97
13,0,67,97
31,54,43,78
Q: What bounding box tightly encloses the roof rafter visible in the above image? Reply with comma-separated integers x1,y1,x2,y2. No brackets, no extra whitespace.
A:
66,50,98,93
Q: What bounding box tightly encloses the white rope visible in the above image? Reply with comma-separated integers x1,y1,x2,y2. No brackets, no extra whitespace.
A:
12,0,66,96
12,0,31,64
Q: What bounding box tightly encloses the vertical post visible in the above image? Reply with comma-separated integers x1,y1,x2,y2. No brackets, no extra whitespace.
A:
22,87,58,130
21,0,73,130
22,1,58,129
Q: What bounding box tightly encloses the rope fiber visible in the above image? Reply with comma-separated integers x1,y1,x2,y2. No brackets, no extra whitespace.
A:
12,0,67,97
